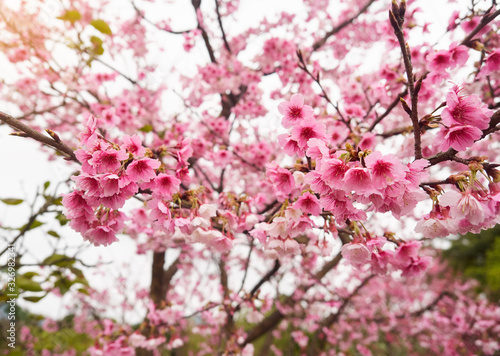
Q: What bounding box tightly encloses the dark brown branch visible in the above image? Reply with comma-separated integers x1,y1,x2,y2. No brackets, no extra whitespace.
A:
163,256,181,297
460,8,500,47
322,275,374,328
0,111,79,163
312,274,375,352
297,51,352,132
131,0,191,34
249,259,280,297
215,0,231,54
0,198,55,257
378,125,412,138
312,0,376,51
389,2,423,159
257,200,279,215
191,0,217,63
368,88,408,132
16,102,67,120
411,291,456,317
150,251,166,305
242,251,343,346
238,238,254,294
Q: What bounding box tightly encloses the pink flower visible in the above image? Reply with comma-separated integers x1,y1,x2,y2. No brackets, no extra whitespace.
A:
126,158,161,182
393,240,421,269
371,250,394,274
441,84,492,130
72,174,102,197
427,50,452,72
405,159,429,189
290,119,326,150
122,134,146,158
449,43,468,68
342,167,373,193
358,132,376,150
341,242,371,267
440,189,489,225
89,148,129,173
306,138,329,161
292,192,321,216
84,225,118,246
62,190,94,219
278,134,303,156
266,164,295,196
154,173,181,198
78,115,98,146
320,158,349,188
42,318,59,333
402,256,432,277
437,125,482,151
305,171,332,195
99,174,120,197
278,94,314,128
365,152,407,187
480,49,500,77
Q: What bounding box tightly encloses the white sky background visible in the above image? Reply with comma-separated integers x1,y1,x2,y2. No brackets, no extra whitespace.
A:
0,0,471,323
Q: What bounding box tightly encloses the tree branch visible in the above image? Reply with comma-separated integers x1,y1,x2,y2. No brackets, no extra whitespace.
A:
389,1,423,159
312,0,376,51
215,0,231,54
368,88,408,132
460,8,500,47
242,251,343,346
0,111,79,163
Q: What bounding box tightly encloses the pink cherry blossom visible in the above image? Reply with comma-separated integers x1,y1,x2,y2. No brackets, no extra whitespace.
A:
89,148,129,173
278,93,314,128
126,158,161,182
437,124,482,151
441,84,492,130
122,134,146,158
365,152,407,187
154,173,181,198
341,242,371,267
342,167,373,193
292,192,321,216
290,119,326,150
480,49,500,77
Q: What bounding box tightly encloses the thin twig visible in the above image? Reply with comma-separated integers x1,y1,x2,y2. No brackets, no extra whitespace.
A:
0,111,79,163
312,0,376,51
215,0,231,54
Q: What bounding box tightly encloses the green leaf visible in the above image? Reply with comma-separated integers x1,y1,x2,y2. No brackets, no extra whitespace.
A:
57,10,81,23
47,230,60,238
77,287,89,295
139,124,153,133
23,294,46,303
90,19,112,35
69,267,85,279
43,254,75,267
17,276,43,292
73,277,89,287
22,272,40,278
43,181,51,192
19,220,44,232
56,213,69,226
90,36,104,56
1,198,23,205
55,278,72,295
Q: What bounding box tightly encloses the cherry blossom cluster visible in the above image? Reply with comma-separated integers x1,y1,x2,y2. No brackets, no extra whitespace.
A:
62,115,178,246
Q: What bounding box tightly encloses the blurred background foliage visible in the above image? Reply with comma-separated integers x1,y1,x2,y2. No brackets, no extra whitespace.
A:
442,225,500,302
